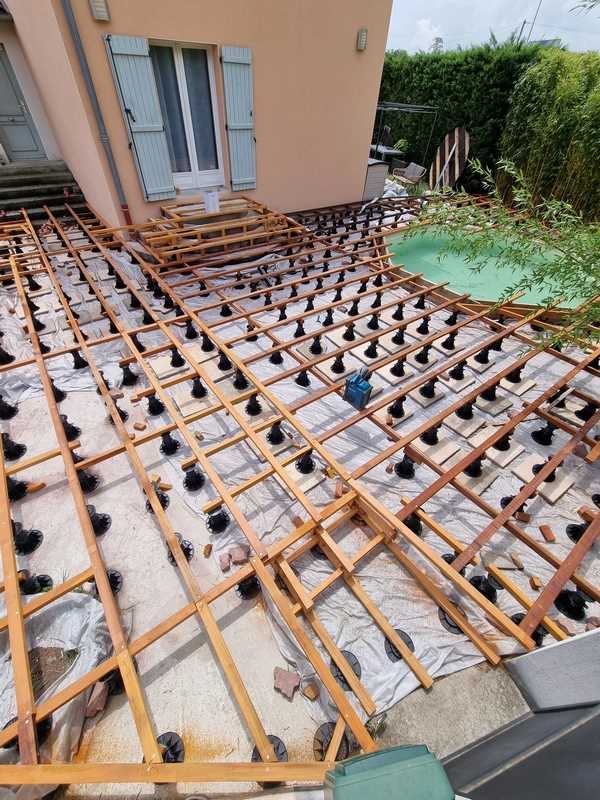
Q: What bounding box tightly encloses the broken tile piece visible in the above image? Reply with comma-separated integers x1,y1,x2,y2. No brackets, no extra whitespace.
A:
230,544,250,565
219,553,231,572
273,666,300,700
85,681,108,717
509,551,524,570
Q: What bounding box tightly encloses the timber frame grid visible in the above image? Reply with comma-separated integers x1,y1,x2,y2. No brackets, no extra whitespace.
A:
0,193,599,786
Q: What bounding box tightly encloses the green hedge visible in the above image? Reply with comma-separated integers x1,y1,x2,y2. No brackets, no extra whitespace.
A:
501,49,600,219
379,45,540,167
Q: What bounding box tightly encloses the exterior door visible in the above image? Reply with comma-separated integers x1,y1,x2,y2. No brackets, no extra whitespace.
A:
0,44,45,161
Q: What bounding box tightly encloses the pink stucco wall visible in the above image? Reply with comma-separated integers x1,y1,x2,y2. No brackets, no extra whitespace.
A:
5,1,120,223
7,0,392,225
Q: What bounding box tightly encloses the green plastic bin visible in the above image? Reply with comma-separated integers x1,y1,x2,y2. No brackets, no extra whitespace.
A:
324,745,455,800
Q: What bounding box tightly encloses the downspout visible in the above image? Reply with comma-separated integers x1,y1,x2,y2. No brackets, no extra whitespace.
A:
59,0,132,225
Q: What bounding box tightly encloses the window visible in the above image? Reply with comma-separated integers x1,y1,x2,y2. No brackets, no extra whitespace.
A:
150,44,223,190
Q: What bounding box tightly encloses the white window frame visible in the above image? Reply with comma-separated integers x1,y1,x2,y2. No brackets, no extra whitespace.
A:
151,42,225,191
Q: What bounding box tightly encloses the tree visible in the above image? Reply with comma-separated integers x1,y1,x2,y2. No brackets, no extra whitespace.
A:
409,160,599,346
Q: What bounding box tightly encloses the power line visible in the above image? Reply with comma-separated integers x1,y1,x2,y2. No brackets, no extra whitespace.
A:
527,0,544,41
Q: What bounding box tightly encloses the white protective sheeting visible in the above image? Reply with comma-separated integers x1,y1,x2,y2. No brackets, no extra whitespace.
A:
0,593,112,800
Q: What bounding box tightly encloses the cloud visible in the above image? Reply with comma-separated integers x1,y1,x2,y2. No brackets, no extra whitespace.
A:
386,0,600,52
414,18,443,52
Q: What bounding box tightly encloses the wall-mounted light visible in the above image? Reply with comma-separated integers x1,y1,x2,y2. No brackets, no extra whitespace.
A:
356,28,368,51
89,0,110,21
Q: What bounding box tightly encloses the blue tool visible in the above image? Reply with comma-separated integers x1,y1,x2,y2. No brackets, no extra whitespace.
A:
344,367,372,410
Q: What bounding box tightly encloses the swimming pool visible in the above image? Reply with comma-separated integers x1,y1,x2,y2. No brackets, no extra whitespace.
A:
388,229,579,307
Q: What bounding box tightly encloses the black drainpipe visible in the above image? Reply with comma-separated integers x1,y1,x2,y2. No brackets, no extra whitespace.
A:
60,0,132,225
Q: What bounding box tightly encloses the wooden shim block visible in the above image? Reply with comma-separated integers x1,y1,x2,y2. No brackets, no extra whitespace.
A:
302,682,320,701
373,405,414,430
578,506,597,524
539,525,556,542
530,575,542,591
510,551,524,570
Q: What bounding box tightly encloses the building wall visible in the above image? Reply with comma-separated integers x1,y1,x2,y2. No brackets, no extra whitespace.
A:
0,19,62,161
8,0,392,224
5,0,121,223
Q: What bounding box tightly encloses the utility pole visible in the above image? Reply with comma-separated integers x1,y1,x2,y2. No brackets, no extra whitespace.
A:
517,19,527,43
527,0,543,42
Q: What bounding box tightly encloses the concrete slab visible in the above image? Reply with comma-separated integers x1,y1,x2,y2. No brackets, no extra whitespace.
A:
470,429,525,467
378,663,529,760
439,373,477,393
373,406,415,429
409,385,446,408
444,413,487,439
412,437,461,465
475,396,512,417
467,355,496,374
511,455,575,504
500,377,537,397
374,361,415,385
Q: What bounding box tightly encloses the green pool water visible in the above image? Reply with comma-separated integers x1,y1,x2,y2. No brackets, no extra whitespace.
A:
388,230,578,307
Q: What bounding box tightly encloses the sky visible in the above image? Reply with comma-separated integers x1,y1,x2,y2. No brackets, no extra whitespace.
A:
386,0,600,52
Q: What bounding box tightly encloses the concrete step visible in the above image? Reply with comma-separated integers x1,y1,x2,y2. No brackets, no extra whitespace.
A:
0,191,84,212
0,181,78,198
0,159,82,217
0,159,70,176
0,172,75,189
444,705,600,799
1,201,87,222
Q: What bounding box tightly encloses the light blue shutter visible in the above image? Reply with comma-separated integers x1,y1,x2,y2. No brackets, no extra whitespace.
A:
221,46,256,191
105,35,175,201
